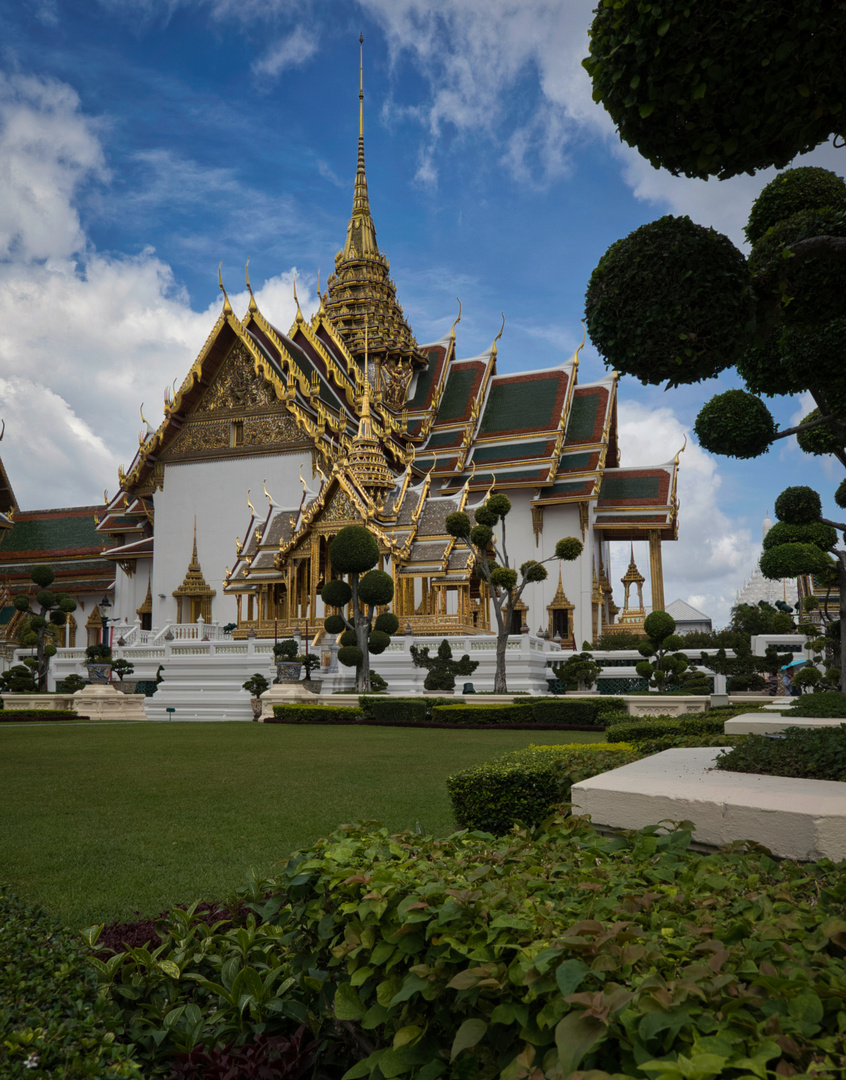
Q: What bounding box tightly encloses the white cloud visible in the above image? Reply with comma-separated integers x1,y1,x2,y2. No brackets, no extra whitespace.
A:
252,26,319,78
613,400,757,629
0,73,309,511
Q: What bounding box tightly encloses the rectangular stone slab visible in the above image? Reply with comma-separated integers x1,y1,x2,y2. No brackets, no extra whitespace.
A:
571,748,846,862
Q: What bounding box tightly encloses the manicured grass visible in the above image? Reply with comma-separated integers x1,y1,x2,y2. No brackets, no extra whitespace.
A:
0,722,601,927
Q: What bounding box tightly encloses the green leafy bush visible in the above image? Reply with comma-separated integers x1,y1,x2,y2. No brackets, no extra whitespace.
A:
269,705,363,724
788,691,846,718
447,743,639,834
605,714,727,744
0,709,79,721
362,698,427,725
528,698,606,725
431,703,534,725
1,888,144,1078
716,725,846,781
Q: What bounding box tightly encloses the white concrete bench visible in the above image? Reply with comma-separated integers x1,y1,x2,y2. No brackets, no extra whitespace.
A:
571,748,846,862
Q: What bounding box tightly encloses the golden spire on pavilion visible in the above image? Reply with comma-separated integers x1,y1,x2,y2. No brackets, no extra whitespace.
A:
323,34,428,410
346,317,396,502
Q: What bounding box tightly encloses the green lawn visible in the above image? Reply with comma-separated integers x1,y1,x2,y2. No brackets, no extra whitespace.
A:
0,722,600,927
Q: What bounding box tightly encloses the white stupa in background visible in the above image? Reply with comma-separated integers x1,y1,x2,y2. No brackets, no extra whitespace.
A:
735,511,799,609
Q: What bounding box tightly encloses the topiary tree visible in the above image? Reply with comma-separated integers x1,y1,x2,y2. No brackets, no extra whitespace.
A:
111,657,135,684
757,486,846,688
582,6,846,689
320,524,397,693
634,611,699,691
445,493,583,693
13,565,77,691
410,638,478,693
552,651,602,693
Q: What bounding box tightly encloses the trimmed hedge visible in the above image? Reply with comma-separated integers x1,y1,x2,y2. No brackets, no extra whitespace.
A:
359,696,455,722
716,724,846,781
529,698,606,725
270,704,364,723
0,709,79,722
605,714,727,743
433,703,535,726
1,888,144,1078
788,691,846,718
447,742,639,834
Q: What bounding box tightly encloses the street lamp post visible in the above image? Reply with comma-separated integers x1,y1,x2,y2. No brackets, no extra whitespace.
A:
100,594,112,648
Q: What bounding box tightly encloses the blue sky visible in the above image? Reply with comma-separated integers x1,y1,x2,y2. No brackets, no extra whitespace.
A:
1,0,844,628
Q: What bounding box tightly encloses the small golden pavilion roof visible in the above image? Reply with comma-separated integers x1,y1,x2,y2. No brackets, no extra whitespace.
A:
621,545,645,586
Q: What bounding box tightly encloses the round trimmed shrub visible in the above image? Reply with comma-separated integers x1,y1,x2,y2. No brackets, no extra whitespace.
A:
339,629,358,648
13,595,29,612
760,542,831,580
367,630,391,655
469,524,493,548
520,560,548,583
555,537,582,560
323,614,346,634
746,167,846,244
774,486,822,524
762,520,837,553
329,525,379,574
490,566,517,590
357,569,394,607
795,407,845,458
694,390,776,459
374,612,399,635
445,511,471,538
836,479,846,509
585,216,752,386
473,506,498,527
337,645,364,668
644,610,676,643
58,596,77,613
30,565,55,588
486,493,512,518
321,578,352,608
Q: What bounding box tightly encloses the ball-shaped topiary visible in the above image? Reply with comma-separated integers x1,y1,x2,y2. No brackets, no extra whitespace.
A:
30,565,55,588
445,511,471,538
774,486,822,524
367,630,391,655
795,407,845,458
746,167,846,245
490,566,518,590
760,542,830,580
520,560,548,583
584,1,846,180
321,578,352,608
469,524,493,548
29,616,47,630
555,537,583,561
36,590,56,609
339,629,358,648
485,493,512,518
58,596,77,613
323,614,346,635
357,569,395,607
644,610,676,643
374,612,400,635
13,595,30,612
49,609,67,626
694,390,777,459
836,479,846,510
585,216,752,386
473,506,498,527
329,525,380,575
337,645,364,668
762,520,837,553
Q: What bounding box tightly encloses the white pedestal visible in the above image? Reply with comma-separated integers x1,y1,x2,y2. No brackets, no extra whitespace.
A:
72,685,148,721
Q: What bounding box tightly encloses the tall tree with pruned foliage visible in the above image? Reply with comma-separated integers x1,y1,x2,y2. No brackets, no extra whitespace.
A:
13,566,77,691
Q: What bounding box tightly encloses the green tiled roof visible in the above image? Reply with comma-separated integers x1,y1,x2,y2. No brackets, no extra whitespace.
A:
443,468,547,488
0,605,16,626
546,479,594,497
556,451,594,472
566,393,601,442
422,429,464,450
437,368,479,423
600,475,662,501
1,513,101,554
472,440,550,464
478,377,561,436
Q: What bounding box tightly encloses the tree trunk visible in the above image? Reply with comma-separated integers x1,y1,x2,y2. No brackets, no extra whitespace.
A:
352,574,371,694
493,598,508,694
838,553,846,693
36,626,47,692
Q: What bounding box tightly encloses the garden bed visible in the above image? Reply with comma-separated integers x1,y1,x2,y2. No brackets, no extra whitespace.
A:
0,710,82,722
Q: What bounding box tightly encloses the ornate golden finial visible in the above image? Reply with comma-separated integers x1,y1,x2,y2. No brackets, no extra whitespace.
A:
491,313,505,357
449,298,462,341
246,259,258,313
293,271,304,323
218,263,232,315
103,489,109,505
674,435,688,464
263,478,274,506
246,489,256,516
574,323,587,370
0,419,4,441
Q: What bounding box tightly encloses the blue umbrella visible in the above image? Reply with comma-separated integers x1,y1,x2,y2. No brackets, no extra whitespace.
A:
781,658,811,670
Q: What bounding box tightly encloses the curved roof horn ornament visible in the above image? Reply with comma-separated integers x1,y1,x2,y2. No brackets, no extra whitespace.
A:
218,262,232,315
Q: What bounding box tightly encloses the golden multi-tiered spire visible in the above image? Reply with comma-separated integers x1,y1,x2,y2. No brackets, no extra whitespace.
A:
324,35,427,409
346,319,396,503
